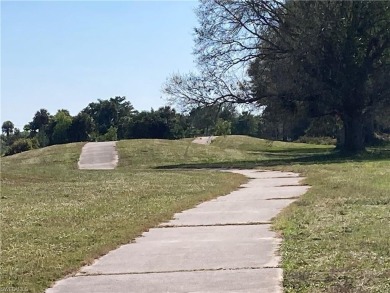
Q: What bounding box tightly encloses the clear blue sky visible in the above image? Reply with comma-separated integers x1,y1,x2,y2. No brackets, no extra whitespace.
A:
1,0,198,129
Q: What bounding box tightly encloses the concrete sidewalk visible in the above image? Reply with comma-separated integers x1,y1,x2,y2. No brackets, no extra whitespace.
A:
46,170,309,293
192,136,217,145
78,141,118,170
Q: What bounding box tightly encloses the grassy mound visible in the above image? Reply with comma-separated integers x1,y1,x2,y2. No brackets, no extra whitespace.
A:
1,139,248,292
1,136,389,292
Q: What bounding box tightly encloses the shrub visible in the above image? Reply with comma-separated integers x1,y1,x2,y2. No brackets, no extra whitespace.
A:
104,126,118,141
5,139,33,156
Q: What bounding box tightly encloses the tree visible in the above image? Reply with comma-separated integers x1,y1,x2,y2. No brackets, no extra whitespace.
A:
82,96,136,136
164,0,390,152
188,105,220,135
214,118,231,136
154,106,185,139
104,126,118,141
257,1,389,151
68,113,93,142
219,104,238,122
130,109,172,139
30,109,50,133
374,102,390,134
233,112,259,137
2,121,14,137
51,109,73,145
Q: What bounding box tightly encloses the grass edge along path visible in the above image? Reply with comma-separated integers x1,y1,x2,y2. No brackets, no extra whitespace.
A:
198,136,390,292
268,154,390,292
1,140,247,293
1,136,389,293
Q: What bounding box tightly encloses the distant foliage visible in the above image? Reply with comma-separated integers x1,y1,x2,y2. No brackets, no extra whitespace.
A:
104,126,118,141
2,121,14,137
5,139,33,156
3,89,390,156
214,119,231,136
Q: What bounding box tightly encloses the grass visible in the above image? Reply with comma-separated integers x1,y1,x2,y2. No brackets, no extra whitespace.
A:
1,140,248,293
273,156,390,293
210,136,390,292
1,135,389,292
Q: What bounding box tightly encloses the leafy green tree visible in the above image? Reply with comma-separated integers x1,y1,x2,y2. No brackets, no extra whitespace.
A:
13,128,21,138
68,113,93,142
233,112,259,137
35,130,50,147
83,96,136,136
165,0,390,152
51,110,73,144
214,119,231,136
104,126,118,141
131,110,171,139
219,104,238,123
252,1,389,150
2,121,14,137
117,116,134,139
29,109,50,133
154,106,186,139
188,105,220,136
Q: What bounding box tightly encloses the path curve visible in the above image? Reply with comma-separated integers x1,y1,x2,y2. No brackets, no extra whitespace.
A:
47,169,309,293
78,141,118,170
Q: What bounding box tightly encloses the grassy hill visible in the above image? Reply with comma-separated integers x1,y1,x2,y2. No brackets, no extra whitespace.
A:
1,136,389,292
1,139,249,292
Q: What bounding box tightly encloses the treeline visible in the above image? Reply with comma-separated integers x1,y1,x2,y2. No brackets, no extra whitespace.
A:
2,96,389,156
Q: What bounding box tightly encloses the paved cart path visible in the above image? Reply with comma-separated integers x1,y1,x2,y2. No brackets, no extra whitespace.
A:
78,141,118,170
192,136,217,145
46,169,309,293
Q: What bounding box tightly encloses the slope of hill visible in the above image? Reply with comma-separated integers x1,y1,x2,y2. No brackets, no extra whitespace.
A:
2,136,388,292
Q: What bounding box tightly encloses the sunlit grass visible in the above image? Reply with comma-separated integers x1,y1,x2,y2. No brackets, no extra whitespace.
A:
1,140,246,292
272,157,390,292
1,135,389,292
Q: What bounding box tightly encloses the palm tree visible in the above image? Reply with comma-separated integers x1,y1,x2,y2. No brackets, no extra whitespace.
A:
2,120,14,137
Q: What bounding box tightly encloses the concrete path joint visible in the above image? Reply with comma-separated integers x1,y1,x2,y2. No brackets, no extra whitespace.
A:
47,169,309,293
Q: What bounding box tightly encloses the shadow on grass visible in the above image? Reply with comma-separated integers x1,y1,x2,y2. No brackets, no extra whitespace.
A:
253,147,334,154
155,149,390,170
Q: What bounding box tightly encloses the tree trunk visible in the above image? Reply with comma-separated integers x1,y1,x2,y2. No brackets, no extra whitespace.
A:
363,111,376,145
342,111,365,153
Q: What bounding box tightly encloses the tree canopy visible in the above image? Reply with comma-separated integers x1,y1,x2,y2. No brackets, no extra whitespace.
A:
164,0,390,152
2,121,14,137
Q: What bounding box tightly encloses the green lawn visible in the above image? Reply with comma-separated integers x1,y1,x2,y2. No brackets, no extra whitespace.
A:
1,140,248,292
273,154,390,293
212,136,390,292
1,136,389,292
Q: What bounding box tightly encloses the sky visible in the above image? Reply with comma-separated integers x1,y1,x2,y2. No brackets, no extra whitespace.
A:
1,0,199,129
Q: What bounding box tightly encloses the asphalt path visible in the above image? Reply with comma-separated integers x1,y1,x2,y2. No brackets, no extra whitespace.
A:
46,169,309,293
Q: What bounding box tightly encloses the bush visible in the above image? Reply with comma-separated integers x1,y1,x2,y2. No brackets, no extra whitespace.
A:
5,139,33,156
104,126,118,141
